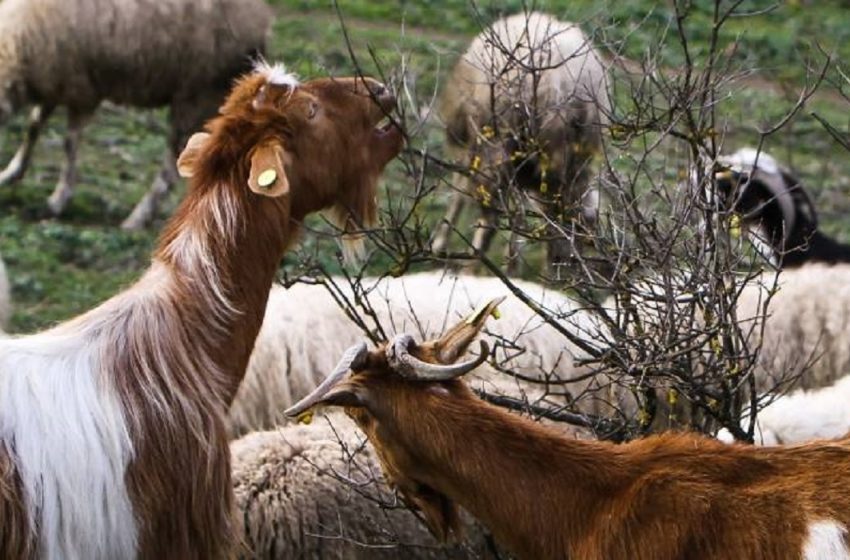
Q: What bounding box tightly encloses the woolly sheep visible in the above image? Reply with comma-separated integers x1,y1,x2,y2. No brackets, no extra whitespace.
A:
232,414,504,559
431,12,610,268
228,272,613,437
717,375,850,446
0,0,271,229
736,263,850,392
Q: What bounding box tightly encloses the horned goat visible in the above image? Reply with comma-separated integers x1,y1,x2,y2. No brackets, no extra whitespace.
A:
0,0,271,229
228,272,608,437
0,62,403,558
232,413,505,559
432,12,609,270
287,299,850,560
715,147,850,267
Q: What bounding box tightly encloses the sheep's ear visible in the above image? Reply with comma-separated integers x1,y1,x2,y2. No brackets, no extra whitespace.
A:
176,132,211,178
421,297,505,364
248,141,290,198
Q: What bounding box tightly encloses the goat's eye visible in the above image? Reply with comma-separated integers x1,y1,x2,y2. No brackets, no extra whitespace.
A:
307,102,319,120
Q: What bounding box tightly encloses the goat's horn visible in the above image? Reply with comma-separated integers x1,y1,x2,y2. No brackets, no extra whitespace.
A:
284,342,369,417
387,334,490,381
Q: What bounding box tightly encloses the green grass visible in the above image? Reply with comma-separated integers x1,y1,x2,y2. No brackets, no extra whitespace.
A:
4,1,850,332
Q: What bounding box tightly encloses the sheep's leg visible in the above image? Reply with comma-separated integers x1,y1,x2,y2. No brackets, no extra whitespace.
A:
0,105,53,186
505,212,525,276
47,111,90,216
431,180,468,254
121,147,178,230
470,206,498,258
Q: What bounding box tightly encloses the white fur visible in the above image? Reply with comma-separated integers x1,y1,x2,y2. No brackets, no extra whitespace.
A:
255,60,299,88
803,520,850,560
722,147,780,176
720,375,850,446
0,329,136,558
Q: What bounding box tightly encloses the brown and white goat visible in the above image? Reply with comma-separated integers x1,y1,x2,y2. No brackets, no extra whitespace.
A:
288,299,850,560
0,62,402,558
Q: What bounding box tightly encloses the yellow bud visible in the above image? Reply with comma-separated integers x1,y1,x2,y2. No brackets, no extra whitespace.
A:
470,155,482,172
297,410,314,425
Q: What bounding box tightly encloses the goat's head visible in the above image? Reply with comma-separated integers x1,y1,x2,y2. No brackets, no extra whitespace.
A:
285,297,503,541
176,61,403,256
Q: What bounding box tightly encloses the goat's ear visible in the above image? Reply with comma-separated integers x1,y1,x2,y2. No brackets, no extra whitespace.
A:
423,297,505,364
176,132,211,178
248,141,290,197
401,486,462,543
315,384,367,409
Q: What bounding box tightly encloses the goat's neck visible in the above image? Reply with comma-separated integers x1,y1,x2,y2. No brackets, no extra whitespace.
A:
152,182,295,406
397,391,628,559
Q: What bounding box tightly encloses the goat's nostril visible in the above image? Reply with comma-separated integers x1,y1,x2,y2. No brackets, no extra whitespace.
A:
370,82,388,97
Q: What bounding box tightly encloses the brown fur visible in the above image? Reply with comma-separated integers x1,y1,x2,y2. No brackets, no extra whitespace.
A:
0,67,401,559
303,313,850,560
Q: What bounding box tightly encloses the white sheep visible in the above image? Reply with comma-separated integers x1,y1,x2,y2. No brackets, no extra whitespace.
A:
431,12,610,268
735,264,850,393
232,414,501,559
0,253,10,331
717,375,850,446
0,0,271,228
228,272,611,437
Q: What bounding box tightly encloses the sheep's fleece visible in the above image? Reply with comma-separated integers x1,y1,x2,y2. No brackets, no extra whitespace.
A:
229,272,602,437
232,415,499,559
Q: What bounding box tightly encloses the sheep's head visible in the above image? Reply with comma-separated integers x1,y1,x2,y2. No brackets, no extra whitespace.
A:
176,61,403,260
285,297,503,541
713,148,817,263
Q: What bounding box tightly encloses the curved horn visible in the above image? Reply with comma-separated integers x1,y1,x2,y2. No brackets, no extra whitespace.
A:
284,341,369,418
386,334,490,381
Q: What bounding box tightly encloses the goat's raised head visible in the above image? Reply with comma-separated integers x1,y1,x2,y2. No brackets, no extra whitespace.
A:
175,60,403,256
285,297,504,541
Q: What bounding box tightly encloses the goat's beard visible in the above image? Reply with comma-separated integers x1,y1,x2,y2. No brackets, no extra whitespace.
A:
328,202,375,267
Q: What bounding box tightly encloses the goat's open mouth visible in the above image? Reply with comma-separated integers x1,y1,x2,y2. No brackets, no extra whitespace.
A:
374,116,397,136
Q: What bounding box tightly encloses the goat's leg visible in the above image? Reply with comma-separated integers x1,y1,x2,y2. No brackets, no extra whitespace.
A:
121,147,178,230
431,179,468,254
0,105,54,186
47,111,90,216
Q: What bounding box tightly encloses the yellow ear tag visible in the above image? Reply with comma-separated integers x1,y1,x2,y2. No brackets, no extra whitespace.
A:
257,168,277,189
296,410,314,425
